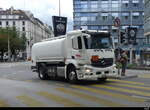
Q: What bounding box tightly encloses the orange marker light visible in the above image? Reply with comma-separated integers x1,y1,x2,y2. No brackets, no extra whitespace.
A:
91,56,99,62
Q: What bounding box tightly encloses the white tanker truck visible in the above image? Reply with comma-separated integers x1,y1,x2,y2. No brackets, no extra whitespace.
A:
31,30,118,83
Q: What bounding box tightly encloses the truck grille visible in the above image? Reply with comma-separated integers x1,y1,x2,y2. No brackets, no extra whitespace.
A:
91,58,113,68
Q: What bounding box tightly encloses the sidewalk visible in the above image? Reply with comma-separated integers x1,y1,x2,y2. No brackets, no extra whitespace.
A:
117,69,150,79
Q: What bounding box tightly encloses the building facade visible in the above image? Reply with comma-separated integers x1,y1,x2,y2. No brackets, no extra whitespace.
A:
144,0,150,44
0,7,54,60
143,0,150,66
73,0,145,47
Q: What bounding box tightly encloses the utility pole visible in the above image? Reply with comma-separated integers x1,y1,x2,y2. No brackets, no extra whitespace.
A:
130,10,133,64
59,0,61,16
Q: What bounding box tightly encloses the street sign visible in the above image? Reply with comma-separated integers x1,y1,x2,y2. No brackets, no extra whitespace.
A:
52,16,67,37
114,17,121,27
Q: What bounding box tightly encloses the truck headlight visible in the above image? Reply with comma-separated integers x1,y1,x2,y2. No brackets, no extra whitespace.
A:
113,66,117,70
85,68,93,73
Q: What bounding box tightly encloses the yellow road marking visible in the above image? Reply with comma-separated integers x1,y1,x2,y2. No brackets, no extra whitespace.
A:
55,83,65,87
104,83,150,91
71,85,146,102
56,87,125,107
0,100,9,107
92,85,150,97
108,79,145,85
37,91,84,107
17,95,46,107
139,74,150,78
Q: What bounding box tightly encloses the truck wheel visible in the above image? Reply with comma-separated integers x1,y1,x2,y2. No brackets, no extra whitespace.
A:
98,78,107,82
38,67,48,80
68,68,78,84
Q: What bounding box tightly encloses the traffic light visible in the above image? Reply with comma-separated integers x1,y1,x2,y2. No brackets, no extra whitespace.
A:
127,27,137,45
120,32,126,44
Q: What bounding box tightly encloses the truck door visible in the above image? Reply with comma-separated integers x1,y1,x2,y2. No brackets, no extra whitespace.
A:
71,35,89,64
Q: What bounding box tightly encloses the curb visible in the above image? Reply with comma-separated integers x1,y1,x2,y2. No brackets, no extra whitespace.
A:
127,68,150,71
117,75,138,79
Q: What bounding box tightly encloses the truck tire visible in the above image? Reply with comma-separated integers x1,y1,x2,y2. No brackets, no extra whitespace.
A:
38,67,48,80
98,78,107,82
68,68,78,84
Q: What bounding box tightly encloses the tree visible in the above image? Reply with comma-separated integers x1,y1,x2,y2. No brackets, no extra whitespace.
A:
0,27,27,61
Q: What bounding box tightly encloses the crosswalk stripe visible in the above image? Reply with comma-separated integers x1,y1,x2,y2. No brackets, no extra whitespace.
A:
37,91,84,107
103,83,150,91
16,95,47,107
56,87,125,107
0,100,9,107
108,79,145,85
71,85,146,102
92,85,150,97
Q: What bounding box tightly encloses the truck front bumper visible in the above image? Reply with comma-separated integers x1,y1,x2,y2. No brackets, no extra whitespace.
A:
77,64,119,80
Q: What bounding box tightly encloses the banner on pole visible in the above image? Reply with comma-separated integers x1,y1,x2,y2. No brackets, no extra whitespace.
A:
52,16,67,37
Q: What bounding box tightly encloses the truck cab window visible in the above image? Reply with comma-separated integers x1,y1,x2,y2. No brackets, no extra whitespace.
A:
77,36,82,49
72,37,78,50
83,36,91,49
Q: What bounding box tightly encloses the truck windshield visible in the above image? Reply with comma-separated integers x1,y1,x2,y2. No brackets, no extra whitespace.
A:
83,34,113,49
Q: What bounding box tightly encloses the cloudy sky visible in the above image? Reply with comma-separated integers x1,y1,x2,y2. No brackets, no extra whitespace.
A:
0,0,73,31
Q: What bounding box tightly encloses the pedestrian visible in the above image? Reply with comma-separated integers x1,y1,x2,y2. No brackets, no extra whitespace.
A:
119,50,128,76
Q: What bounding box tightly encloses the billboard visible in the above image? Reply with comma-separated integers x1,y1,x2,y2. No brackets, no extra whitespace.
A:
52,16,67,37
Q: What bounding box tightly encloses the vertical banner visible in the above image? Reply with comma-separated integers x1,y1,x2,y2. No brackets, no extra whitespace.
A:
127,27,137,45
52,16,67,37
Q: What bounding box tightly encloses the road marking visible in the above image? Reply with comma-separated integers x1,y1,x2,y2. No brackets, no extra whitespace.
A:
71,85,146,102
108,79,145,85
56,87,125,107
92,84,150,97
25,80,33,82
16,95,47,107
37,91,84,107
139,74,150,79
55,83,66,87
0,100,9,107
132,95,150,100
104,83,150,91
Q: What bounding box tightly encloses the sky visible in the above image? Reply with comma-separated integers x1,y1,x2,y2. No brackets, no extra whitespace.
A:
0,0,73,31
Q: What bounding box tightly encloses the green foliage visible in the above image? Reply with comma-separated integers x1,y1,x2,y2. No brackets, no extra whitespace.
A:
0,27,27,54
127,64,138,68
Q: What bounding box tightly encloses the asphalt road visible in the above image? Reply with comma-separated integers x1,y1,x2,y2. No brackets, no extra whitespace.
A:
0,62,150,107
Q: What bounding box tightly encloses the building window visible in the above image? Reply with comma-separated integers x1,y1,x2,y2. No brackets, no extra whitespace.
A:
125,3,128,7
132,12,140,19
133,3,138,7
13,21,15,26
22,21,25,25
101,0,109,4
102,16,108,21
101,13,108,21
125,16,128,20
112,13,119,20
6,21,9,26
22,27,25,31
122,0,129,3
